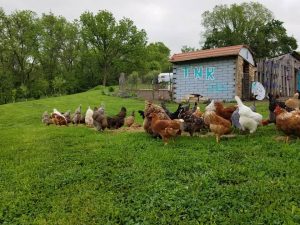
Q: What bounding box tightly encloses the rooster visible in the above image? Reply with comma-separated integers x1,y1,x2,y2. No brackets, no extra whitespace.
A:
274,105,300,143
149,112,183,145
204,106,232,143
235,96,262,133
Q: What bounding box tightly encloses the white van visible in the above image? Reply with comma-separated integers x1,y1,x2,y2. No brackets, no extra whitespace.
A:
158,73,173,83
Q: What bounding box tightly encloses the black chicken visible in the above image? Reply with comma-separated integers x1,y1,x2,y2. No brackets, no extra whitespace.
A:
161,102,189,120
178,111,207,136
107,107,127,129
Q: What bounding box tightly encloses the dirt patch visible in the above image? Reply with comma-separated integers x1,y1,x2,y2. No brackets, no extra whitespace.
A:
193,133,236,138
105,127,237,139
106,125,145,133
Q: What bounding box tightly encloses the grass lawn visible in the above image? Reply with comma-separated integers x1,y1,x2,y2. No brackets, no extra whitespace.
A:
0,89,299,224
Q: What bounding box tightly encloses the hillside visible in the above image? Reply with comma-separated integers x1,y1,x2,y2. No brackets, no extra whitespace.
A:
0,90,299,224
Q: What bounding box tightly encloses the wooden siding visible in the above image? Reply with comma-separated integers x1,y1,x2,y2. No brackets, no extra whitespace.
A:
257,53,300,97
235,56,256,99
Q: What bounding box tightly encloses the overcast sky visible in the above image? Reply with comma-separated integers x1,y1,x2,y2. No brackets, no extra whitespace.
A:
0,0,299,54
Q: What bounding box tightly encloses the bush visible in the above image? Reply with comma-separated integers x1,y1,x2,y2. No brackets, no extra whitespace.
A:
108,86,114,92
52,76,66,95
143,70,160,84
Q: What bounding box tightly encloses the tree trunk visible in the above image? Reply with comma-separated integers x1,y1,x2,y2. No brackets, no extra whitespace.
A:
102,73,107,86
102,64,108,86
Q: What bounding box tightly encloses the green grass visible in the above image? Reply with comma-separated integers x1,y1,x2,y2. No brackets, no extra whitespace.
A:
0,90,299,224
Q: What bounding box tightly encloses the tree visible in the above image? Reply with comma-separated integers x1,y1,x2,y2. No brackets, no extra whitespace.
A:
128,71,139,90
31,78,49,98
52,76,66,95
80,10,147,86
0,71,14,104
37,13,80,94
181,45,198,53
201,2,297,58
1,10,39,88
146,42,171,72
19,83,29,100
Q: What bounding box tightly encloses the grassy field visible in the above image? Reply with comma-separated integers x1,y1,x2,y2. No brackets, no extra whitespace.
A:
0,89,299,224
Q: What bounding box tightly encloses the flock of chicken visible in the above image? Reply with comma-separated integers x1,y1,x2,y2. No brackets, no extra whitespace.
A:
141,96,263,144
42,92,300,145
42,105,137,131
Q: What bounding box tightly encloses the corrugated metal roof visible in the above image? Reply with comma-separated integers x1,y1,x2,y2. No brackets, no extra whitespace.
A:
170,45,250,63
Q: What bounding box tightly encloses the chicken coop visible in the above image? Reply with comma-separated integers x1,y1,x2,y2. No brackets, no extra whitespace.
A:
256,51,300,97
170,45,256,102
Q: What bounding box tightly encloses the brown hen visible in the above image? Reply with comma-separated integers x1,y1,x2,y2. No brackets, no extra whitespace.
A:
204,111,232,143
150,113,183,145
143,101,170,135
274,105,300,143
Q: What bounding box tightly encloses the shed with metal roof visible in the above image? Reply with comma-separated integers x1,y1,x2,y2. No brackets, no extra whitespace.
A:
170,45,256,102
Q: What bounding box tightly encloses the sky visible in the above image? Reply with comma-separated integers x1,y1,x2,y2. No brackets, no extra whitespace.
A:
0,0,299,54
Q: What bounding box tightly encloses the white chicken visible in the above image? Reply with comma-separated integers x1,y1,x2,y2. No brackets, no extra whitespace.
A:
234,96,262,133
53,108,65,118
85,106,94,127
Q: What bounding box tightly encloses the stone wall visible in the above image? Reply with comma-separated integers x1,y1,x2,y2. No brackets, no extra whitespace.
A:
136,89,171,101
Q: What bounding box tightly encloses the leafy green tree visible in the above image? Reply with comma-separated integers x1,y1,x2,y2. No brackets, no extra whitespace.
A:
201,2,297,58
76,41,101,90
0,71,14,104
0,8,174,104
146,42,171,72
148,61,161,71
52,76,66,95
37,13,80,94
2,10,39,87
181,45,198,53
57,20,81,93
19,83,29,100
128,71,139,90
80,10,147,86
113,18,147,76
31,78,49,98
144,70,160,84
